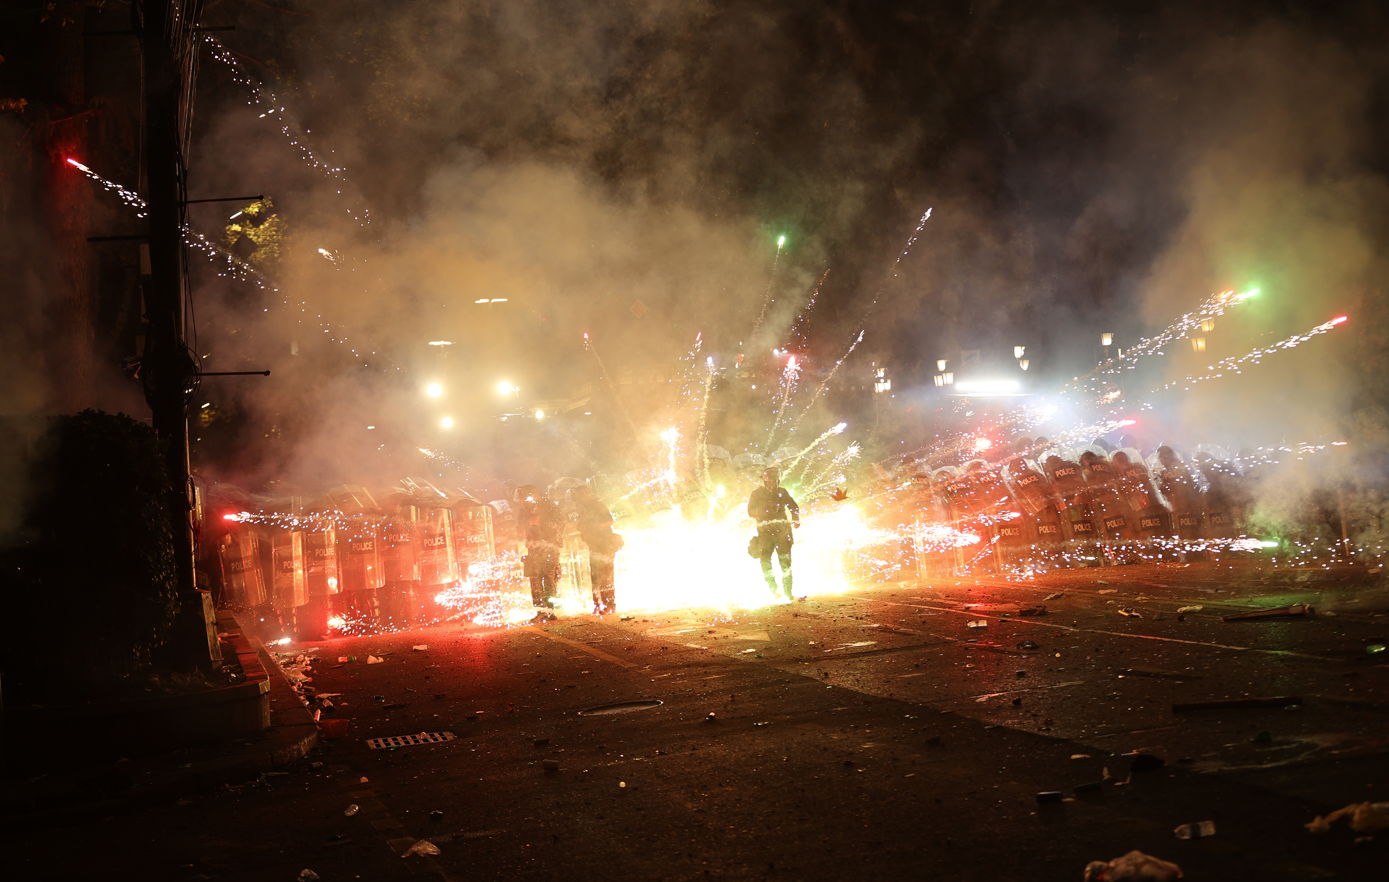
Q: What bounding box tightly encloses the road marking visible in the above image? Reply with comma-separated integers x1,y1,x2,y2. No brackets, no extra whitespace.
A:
867,598,1341,663
523,627,637,668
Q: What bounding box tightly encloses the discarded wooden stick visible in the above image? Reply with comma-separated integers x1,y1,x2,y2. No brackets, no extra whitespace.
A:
1222,604,1313,622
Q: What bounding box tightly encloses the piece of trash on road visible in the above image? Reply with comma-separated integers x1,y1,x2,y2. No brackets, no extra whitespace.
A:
338,656,349,663
966,620,988,629
1071,754,1091,760
1097,589,1117,595
1223,603,1313,622
1117,607,1141,618
367,655,385,664
413,645,429,651
1175,606,1202,614
1129,753,1165,773
429,810,444,822
1174,820,1216,839
297,871,321,882
1097,579,1110,585
543,759,561,771
402,840,441,857
1173,695,1301,712
1084,850,1182,882
1017,640,1040,650
1044,592,1064,601
344,804,359,817
1035,791,1065,804
1019,606,1047,616
1306,801,1389,834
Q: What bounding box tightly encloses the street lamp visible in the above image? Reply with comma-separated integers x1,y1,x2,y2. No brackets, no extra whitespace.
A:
936,359,947,372
1013,346,1025,359
426,382,444,398
496,380,516,396
1100,332,1113,348
440,416,454,429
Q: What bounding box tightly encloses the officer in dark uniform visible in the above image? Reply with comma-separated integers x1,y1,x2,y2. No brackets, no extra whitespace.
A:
517,484,564,615
573,484,622,615
748,467,800,599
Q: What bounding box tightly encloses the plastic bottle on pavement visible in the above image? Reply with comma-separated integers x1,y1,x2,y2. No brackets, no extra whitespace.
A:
1173,820,1216,839
344,804,360,817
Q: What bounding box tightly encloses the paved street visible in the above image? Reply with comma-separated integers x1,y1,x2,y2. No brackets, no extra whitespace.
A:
6,562,1387,880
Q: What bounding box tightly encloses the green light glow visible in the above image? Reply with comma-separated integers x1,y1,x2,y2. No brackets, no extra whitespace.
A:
777,235,786,247
1260,540,1279,548
1239,288,1260,299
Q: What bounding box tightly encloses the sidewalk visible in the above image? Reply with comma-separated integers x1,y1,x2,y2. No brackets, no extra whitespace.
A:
0,615,319,828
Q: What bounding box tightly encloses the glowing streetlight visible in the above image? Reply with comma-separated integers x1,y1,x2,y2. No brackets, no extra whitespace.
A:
496,381,516,396
1013,346,1025,359
440,416,454,429
1019,359,1030,371
936,359,947,372
777,235,786,248
1100,332,1114,348
534,409,545,420
426,382,444,398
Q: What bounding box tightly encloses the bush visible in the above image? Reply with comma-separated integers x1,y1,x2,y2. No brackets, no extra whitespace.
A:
0,410,179,701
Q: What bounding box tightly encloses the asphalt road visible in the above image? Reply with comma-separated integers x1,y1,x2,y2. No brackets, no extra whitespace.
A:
7,561,1387,881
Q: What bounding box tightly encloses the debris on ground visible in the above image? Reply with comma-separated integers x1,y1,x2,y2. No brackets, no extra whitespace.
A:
412,645,429,651
1017,640,1040,650
1174,820,1216,839
1223,603,1313,621
1044,592,1064,601
1117,607,1142,617
367,655,385,664
1084,850,1182,881
1305,802,1389,834
966,620,988,629
1176,606,1202,614
1128,753,1165,773
1097,588,1118,595
1018,606,1047,616
543,759,560,771
344,804,359,817
297,871,321,882
402,840,440,857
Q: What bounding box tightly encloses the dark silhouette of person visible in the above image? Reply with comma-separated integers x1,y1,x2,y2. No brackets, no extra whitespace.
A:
574,484,622,615
747,467,800,599
517,484,564,615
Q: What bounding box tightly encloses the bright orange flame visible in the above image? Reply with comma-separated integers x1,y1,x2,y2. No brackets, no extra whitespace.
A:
1331,315,1348,325
326,615,346,630
973,437,993,452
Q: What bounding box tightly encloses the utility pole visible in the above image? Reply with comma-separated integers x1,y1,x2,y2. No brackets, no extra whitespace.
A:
141,0,219,666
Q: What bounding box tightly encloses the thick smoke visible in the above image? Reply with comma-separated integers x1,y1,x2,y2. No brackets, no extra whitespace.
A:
7,2,1385,501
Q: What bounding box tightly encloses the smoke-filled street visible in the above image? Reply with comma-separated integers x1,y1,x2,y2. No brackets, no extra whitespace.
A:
7,563,1388,881
5,1,1389,879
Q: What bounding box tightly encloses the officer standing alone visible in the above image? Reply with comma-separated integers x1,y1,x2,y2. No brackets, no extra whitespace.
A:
748,467,800,600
